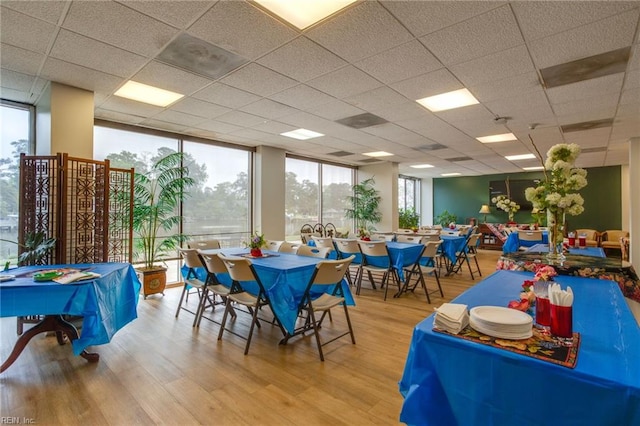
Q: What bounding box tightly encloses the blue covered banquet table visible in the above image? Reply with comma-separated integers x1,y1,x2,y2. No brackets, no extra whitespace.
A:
0,263,141,373
399,269,640,425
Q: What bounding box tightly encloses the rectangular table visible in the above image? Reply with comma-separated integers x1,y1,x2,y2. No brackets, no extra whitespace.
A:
526,243,606,258
0,263,141,372
503,230,549,253
194,249,354,335
399,269,640,425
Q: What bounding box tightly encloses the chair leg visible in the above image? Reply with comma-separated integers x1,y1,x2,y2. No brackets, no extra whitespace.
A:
434,270,444,297
244,304,260,355
308,307,324,361
420,273,431,304
217,298,232,341
175,284,188,318
466,256,474,280
343,304,356,344
474,256,482,277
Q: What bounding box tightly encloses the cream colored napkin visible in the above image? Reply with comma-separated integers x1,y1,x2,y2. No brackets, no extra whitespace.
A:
435,303,469,334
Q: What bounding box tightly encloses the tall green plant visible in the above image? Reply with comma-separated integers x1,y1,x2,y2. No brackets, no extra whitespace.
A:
435,210,457,227
399,207,420,229
133,152,195,270
345,177,382,231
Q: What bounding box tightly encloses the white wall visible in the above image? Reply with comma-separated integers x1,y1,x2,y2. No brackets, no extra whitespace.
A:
420,177,434,226
359,162,398,232
254,145,286,240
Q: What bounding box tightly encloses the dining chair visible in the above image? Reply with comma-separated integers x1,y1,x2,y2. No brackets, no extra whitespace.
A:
517,230,543,250
371,232,394,242
397,229,414,234
401,240,443,303
297,245,331,258
175,248,209,325
283,256,356,361
187,239,221,250
216,254,278,355
196,251,236,327
357,240,401,300
265,240,284,251
600,230,629,254
451,233,482,280
310,235,336,253
574,229,600,247
396,234,423,244
278,241,301,254
333,238,363,286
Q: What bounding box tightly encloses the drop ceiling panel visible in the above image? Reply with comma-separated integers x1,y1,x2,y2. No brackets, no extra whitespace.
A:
150,110,207,127
99,95,164,117
420,5,524,66
344,86,408,111
0,43,44,76
2,0,69,24
469,72,543,103
391,68,462,100
219,63,298,97
528,9,639,68
216,110,269,127
171,98,231,119
0,6,57,54
450,45,537,86
250,120,295,135
119,0,214,29
306,1,414,62
307,65,383,99
63,1,178,57
0,68,37,92
240,99,298,120
40,58,123,94
257,37,347,82
624,69,640,89
306,99,365,121
139,118,189,133
95,108,146,125
368,101,431,122
269,84,335,110
546,73,625,104
192,83,261,109
193,120,243,134
132,60,213,95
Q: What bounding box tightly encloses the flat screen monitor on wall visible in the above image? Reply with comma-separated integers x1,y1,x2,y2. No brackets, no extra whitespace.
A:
489,179,537,210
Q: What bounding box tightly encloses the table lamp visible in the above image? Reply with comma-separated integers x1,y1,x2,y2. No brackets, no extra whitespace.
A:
479,205,491,223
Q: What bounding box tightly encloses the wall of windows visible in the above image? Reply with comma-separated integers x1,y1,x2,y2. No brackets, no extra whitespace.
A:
0,101,33,267
285,156,354,240
399,174,420,213
94,123,251,282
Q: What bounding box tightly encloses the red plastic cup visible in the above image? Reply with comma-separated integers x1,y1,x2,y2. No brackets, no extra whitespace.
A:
568,236,576,247
578,235,586,248
550,304,572,338
535,296,551,326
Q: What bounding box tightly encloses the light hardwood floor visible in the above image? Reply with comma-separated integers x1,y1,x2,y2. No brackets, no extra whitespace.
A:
1,249,502,425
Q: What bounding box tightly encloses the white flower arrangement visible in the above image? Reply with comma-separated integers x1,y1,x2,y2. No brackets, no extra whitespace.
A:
491,195,520,220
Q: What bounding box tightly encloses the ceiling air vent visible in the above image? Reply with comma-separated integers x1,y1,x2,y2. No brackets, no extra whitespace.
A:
417,143,446,151
561,118,613,133
581,147,608,154
328,150,354,157
335,113,388,129
447,156,473,162
540,47,630,88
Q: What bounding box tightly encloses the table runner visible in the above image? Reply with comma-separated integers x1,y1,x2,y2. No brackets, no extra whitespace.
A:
434,326,580,368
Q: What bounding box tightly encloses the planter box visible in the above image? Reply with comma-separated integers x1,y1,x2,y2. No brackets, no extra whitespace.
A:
136,267,167,299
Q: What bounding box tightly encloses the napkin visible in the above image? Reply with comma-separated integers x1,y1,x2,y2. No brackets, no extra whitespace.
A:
435,303,469,334
548,283,574,306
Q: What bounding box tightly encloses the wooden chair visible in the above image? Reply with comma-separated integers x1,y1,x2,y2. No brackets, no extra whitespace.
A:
601,230,630,254
574,229,599,247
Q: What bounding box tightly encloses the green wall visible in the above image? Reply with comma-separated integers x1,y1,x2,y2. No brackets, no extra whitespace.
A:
433,166,621,232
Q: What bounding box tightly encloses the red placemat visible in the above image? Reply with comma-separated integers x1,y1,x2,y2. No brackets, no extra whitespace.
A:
434,326,580,368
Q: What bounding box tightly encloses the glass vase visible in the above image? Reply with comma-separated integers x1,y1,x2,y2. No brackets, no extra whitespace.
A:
547,209,565,262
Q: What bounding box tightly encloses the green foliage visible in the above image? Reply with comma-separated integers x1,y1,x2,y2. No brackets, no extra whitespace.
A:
133,152,195,269
345,177,382,231
435,209,457,227
1,231,56,267
399,207,420,229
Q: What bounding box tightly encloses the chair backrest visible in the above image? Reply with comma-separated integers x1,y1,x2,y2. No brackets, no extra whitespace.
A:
466,233,482,248
324,223,337,238
421,233,441,243
198,251,228,274
603,230,629,242
421,240,443,259
457,225,470,236
518,230,543,241
178,248,204,269
297,245,331,258
265,240,284,251
217,254,257,282
188,239,221,250
279,241,301,254
396,234,422,244
440,230,460,236
371,233,394,242
311,236,334,250
357,240,389,258
333,238,360,255
432,225,443,230
397,229,414,234
575,229,598,241
309,256,355,286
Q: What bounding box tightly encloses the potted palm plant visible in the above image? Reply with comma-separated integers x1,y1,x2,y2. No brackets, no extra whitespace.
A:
133,152,195,298
345,177,382,236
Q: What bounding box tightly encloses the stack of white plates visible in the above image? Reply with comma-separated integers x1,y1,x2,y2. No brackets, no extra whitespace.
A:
469,306,533,340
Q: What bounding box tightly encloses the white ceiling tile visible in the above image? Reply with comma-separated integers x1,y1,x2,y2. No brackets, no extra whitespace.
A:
216,110,268,127
420,5,524,66
220,63,297,97
391,68,462,100
63,1,178,57
369,101,429,122
0,6,57,54
40,57,123,94
94,108,146,125
132,60,213,95
547,73,625,104
529,9,639,68
450,45,536,87
269,84,335,110
0,68,37,91
344,86,408,111
50,30,148,78
171,97,231,119
2,0,68,24
0,43,44,76
307,65,383,99
99,95,164,117
360,123,424,142
257,36,346,82
306,1,413,62
148,110,207,127
554,92,620,118
305,99,365,121
138,118,188,133
484,90,555,119
194,120,244,134
192,83,261,108
355,40,442,84
240,98,298,120
118,0,214,29
187,1,297,60
250,120,296,135
624,69,640,90
469,72,543,103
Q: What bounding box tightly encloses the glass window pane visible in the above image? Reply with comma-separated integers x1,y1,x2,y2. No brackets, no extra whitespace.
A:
182,141,250,248
322,164,353,230
285,158,319,240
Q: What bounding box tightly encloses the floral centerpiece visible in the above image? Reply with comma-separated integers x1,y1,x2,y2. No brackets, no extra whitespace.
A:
525,142,587,261
492,195,520,223
358,227,371,241
245,232,266,257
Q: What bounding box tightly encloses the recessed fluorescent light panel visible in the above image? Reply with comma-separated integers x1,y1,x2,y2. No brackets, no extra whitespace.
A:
523,166,544,171
477,133,517,143
363,151,393,157
416,88,479,112
410,164,434,169
280,128,324,140
114,81,183,107
441,172,461,177
506,154,536,161
254,0,358,29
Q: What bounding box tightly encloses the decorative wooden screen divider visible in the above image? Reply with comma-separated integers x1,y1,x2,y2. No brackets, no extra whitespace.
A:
18,153,134,265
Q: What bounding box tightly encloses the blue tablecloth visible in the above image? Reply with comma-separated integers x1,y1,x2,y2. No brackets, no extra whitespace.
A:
503,231,549,253
439,235,467,263
399,270,640,425
526,243,606,258
185,249,354,334
0,263,141,355
360,241,424,281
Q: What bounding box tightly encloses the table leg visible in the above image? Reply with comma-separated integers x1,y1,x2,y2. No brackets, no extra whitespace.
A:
1,315,99,373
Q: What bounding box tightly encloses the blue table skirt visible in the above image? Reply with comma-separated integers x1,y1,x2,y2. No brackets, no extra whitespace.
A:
0,263,141,355
526,243,606,258
503,231,549,253
183,249,354,334
399,270,640,425
439,235,467,263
